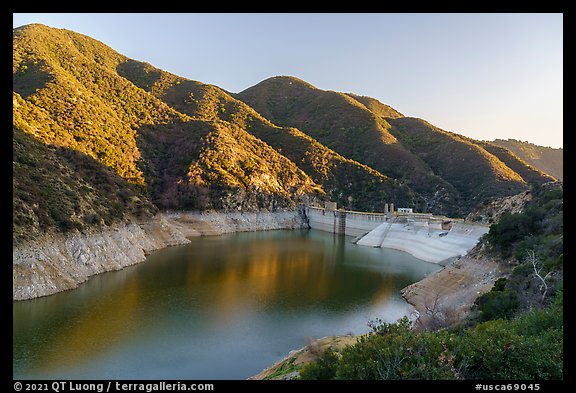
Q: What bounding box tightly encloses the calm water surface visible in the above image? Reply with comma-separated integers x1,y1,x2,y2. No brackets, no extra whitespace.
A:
13,229,440,379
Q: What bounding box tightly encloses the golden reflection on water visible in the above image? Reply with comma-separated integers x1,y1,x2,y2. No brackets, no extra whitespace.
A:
14,230,437,379
184,239,336,322
369,275,396,308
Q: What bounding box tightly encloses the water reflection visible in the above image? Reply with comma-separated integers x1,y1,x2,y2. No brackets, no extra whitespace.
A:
14,229,440,379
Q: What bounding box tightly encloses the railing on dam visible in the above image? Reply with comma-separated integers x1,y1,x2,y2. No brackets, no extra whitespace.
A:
305,206,390,220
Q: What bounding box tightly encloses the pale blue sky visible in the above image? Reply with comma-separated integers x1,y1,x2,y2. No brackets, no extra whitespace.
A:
13,13,563,148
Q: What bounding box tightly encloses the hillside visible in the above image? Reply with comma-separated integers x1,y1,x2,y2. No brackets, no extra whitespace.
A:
478,141,555,185
13,125,158,246
386,117,546,211
13,24,558,243
12,24,320,242
490,139,563,181
237,76,543,216
116,60,419,212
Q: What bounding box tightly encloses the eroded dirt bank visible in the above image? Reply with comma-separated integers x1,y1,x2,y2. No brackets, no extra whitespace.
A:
400,245,511,329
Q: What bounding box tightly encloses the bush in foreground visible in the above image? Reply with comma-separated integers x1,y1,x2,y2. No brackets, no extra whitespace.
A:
300,294,562,380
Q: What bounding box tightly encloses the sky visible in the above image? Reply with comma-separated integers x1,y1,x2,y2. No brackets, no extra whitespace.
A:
12,13,563,148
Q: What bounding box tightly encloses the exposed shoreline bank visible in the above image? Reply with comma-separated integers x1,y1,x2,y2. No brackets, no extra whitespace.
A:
400,246,508,328
13,210,305,301
14,205,491,301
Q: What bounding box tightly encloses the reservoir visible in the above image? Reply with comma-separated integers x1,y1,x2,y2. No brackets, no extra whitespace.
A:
13,229,440,379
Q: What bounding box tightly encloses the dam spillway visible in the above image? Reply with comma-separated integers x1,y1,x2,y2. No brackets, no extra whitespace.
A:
304,206,489,264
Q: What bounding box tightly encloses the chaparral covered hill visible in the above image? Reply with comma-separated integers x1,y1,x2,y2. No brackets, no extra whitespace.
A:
13,23,555,244
490,138,562,181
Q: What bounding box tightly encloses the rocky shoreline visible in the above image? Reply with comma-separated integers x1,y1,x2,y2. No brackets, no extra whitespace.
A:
13,210,305,301
400,246,509,330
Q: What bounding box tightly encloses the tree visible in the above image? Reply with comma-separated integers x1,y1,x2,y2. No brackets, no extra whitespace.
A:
415,290,459,331
526,249,552,304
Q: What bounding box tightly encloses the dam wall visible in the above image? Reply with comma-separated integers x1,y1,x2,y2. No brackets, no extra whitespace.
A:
305,206,390,237
305,206,489,264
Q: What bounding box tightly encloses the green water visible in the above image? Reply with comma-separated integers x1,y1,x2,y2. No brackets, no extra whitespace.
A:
13,229,440,379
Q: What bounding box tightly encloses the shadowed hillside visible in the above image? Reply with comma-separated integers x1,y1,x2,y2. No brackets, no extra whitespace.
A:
478,141,555,185
490,139,563,181
13,126,158,245
386,117,532,212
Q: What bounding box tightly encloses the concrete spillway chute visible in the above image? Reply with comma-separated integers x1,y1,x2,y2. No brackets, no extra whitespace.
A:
353,215,488,264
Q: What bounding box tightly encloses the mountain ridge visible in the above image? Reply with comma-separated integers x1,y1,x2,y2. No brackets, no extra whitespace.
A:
13,23,558,244
237,76,554,216
489,139,562,181
115,63,419,212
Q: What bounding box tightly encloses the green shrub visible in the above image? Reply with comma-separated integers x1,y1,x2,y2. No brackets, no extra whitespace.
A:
475,289,520,322
455,309,563,379
300,297,563,380
298,349,339,380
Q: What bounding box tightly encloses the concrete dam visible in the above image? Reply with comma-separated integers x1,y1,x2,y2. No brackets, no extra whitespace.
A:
304,205,489,264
